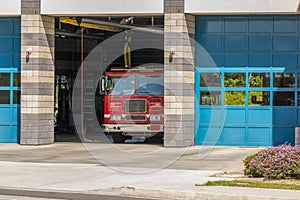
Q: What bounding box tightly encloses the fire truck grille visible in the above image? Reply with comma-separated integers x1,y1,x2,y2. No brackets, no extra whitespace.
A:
125,99,146,112
125,115,146,121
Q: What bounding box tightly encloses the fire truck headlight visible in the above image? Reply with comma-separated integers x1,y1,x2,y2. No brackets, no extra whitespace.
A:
110,115,122,121
150,115,161,121
149,102,161,107
110,102,122,108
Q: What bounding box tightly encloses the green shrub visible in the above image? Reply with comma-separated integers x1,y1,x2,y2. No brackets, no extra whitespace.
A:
244,152,259,176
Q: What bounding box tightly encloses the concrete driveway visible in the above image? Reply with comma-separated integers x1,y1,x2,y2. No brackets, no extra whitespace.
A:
2,136,299,200
0,134,264,173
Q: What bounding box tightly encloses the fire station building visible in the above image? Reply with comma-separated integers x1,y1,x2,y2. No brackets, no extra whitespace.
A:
1,0,300,146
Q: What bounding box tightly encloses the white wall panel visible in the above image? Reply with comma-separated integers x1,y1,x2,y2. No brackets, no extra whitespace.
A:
0,0,21,15
185,0,300,14
41,0,164,15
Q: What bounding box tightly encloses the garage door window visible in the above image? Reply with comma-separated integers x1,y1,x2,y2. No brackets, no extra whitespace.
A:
273,92,294,106
249,91,270,106
0,73,10,87
0,90,10,104
13,90,20,104
249,73,270,88
13,73,20,87
198,70,299,107
272,73,296,106
225,91,245,105
200,91,221,105
200,72,221,87
224,73,245,87
274,73,294,88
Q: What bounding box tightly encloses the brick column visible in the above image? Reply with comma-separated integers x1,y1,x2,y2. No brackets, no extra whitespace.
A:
164,0,195,147
20,0,55,144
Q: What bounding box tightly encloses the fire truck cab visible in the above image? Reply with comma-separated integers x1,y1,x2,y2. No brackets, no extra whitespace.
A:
99,66,164,143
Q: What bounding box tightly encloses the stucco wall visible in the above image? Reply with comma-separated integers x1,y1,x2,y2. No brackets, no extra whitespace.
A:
185,0,300,14
0,0,21,15
41,0,164,15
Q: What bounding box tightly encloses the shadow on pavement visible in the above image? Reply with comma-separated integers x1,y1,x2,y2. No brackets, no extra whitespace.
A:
54,132,163,146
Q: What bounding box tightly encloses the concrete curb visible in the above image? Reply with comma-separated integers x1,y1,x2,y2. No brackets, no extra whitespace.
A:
89,186,300,200
0,185,299,200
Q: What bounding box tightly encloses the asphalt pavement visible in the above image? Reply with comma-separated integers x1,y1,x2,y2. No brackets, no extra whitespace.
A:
0,134,299,200
0,188,151,200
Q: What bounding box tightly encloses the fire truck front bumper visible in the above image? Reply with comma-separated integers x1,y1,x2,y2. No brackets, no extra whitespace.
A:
103,124,164,135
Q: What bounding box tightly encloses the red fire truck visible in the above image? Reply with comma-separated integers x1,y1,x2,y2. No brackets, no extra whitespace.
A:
99,66,164,143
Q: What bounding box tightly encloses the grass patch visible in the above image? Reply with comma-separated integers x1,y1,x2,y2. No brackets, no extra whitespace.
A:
198,180,300,190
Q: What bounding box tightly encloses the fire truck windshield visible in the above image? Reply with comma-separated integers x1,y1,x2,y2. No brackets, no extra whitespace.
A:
107,75,135,95
136,75,164,95
106,75,163,95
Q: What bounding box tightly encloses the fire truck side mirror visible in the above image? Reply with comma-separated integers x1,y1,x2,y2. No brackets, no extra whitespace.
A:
100,77,105,93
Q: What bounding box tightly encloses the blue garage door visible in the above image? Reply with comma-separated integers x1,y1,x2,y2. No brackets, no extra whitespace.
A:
0,18,21,143
195,15,300,146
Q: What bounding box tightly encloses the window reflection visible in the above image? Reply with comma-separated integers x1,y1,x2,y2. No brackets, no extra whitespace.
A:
200,91,221,105
0,90,10,104
225,91,245,106
13,90,20,104
13,73,20,87
137,75,164,95
249,91,270,106
224,73,245,87
107,76,136,95
274,73,294,88
200,73,221,87
273,92,294,106
249,73,270,87
0,73,10,87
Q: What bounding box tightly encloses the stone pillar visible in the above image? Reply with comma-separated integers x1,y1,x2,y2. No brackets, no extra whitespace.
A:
164,0,195,147
20,0,55,144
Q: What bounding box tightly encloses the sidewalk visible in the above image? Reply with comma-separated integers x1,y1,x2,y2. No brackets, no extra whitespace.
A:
0,142,299,200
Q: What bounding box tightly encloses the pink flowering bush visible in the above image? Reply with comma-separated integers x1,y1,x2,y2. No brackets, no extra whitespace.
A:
244,144,300,179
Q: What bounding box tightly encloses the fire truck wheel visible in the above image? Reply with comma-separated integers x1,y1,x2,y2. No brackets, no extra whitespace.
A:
112,132,126,143
145,132,164,144
145,136,163,144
